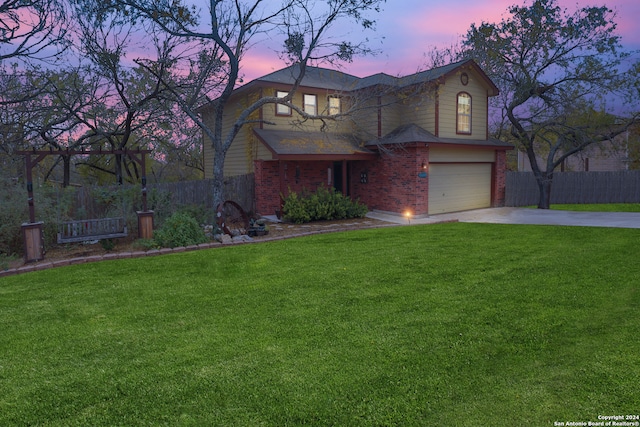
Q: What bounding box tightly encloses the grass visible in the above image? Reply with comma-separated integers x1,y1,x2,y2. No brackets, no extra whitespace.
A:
1,223,639,426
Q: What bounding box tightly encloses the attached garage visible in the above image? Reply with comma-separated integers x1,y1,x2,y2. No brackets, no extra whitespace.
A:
355,127,512,217
428,163,492,214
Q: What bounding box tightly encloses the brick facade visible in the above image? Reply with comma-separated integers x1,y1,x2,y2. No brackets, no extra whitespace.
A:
254,160,280,215
255,159,340,216
492,150,507,207
257,145,509,218
352,144,430,216
249,140,510,219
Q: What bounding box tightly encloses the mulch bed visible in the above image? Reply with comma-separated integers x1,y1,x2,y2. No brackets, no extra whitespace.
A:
2,217,393,277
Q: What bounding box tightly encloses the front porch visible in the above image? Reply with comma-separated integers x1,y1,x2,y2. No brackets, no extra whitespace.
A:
254,158,368,216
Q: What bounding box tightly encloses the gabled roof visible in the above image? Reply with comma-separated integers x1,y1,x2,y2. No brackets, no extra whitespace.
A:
365,124,441,145
255,64,360,91
366,124,513,149
253,128,376,160
235,59,498,95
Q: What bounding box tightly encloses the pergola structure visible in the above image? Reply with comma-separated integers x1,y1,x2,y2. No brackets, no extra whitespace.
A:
15,148,154,262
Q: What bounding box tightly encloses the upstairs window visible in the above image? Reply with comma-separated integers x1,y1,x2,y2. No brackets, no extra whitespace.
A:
328,96,341,115
457,92,472,134
304,94,317,115
276,91,291,116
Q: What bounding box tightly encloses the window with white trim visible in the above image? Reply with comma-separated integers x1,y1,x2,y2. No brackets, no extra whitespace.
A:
304,94,317,115
276,90,291,116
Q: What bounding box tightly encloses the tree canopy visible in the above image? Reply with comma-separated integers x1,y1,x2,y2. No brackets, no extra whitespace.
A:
461,0,639,208
0,0,67,62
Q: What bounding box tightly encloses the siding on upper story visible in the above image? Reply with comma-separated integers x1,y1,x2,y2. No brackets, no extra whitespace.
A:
204,86,355,177
396,89,437,135
202,90,266,178
351,94,399,138
261,87,353,134
437,69,488,139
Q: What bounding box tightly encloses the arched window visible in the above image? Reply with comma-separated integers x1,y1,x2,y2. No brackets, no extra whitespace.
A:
457,92,472,134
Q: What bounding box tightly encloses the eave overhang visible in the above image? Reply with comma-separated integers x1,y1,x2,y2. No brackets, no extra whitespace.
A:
254,128,377,161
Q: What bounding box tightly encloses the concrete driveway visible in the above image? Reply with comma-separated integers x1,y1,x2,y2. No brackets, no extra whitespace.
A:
366,207,640,229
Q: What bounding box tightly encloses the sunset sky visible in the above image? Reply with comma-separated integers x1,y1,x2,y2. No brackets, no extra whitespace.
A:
239,0,640,81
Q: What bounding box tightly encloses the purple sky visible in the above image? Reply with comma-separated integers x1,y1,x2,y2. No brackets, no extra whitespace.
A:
239,0,640,80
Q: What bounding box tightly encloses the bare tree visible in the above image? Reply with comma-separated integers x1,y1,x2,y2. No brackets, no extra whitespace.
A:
44,8,179,185
0,0,68,62
461,0,640,208
79,0,385,207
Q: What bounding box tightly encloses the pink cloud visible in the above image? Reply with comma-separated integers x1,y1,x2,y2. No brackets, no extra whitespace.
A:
240,0,639,80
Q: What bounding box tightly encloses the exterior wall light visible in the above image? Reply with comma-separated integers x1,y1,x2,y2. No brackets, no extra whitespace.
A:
419,162,428,178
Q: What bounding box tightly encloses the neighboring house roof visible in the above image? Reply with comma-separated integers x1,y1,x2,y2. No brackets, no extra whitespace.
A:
253,128,376,160
365,124,513,149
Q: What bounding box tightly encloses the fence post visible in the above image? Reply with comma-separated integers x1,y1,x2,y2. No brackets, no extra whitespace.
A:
22,222,44,263
137,211,154,240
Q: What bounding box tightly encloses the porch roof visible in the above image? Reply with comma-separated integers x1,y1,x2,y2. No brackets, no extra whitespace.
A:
365,124,513,149
253,128,377,160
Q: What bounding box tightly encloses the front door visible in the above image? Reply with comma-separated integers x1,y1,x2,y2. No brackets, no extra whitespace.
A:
332,161,350,195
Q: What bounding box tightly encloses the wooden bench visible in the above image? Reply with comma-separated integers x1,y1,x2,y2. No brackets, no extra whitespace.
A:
57,217,128,244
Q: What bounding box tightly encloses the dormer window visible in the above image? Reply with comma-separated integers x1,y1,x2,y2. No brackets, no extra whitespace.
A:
457,92,472,134
304,94,317,115
276,91,291,116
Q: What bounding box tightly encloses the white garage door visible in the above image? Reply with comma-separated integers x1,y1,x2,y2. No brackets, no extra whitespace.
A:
428,163,492,214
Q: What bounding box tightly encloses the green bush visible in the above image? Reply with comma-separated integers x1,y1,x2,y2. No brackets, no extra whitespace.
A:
0,183,26,257
0,179,66,256
152,212,208,248
281,191,311,224
282,186,368,224
175,204,215,225
99,238,116,252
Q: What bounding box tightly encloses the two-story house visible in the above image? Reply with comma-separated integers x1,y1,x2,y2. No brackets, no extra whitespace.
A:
201,59,513,217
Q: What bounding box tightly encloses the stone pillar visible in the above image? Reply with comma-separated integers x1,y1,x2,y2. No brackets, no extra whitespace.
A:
22,222,44,263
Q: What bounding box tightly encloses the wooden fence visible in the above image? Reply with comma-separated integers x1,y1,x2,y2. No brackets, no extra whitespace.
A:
505,171,640,206
148,174,255,213
72,174,255,219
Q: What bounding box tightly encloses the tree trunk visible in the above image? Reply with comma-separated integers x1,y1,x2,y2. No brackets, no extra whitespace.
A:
211,144,226,209
115,153,123,185
535,171,553,209
62,154,71,187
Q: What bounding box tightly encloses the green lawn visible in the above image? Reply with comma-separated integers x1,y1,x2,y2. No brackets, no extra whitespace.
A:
1,223,639,426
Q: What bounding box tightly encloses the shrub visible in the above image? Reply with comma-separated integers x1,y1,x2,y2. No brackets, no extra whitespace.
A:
282,186,368,224
0,253,16,271
152,212,208,248
176,205,214,225
281,191,311,224
99,238,117,252
0,184,26,257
